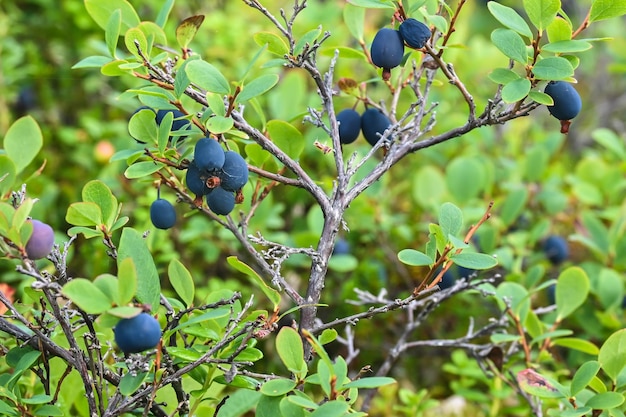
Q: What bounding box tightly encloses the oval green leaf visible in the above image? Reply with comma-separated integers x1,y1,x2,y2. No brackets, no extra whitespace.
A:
555,266,589,321
185,59,230,95
491,28,528,64
62,278,113,314
168,259,195,307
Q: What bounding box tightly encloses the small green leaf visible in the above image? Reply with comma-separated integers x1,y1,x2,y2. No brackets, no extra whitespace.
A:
276,327,307,377
256,395,282,417
206,116,234,134
260,378,297,397
328,254,358,272
72,56,113,69
445,157,486,203
236,74,280,103
7,350,41,389
82,180,118,229
341,377,396,389
529,91,553,105
117,228,161,310
253,32,289,56
592,128,626,159
128,108,158,144
523,0,560,32
108,306,142,318
84,0,140,31
176,15,205,49
119,371,148,396
542,40,592,53
62,278,113,314
599,329,626,383
450,252,497,270
496,282,531,322
488,68,521,85
491,28,528,64
267,120,305,160
398,249,433,266
555,267,590,321
346,0,395,8
590,0,626,22
546,16,572,42
93,274,118,304
227,256,280,308
571,361,601,396
343,3,365,42
500,188,529,227
124,27,148,59
0,157,17,197
168,259,195,307
294,26,322,56
585,392,625,409
309,400,350,417
552,338,599,355
105,10,122,57
502,78,531,103
3,116,43,174
439,202,463,239
487,2,533,38
117,258,137,306
124,161,164,179
319,329,338,345
532,56,574,80
185,59,230,95
65,202,103,226
67,226,103,239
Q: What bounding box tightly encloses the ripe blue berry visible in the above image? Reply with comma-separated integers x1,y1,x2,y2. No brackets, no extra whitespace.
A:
399,18,431,49
114,313,161,354
25,220,54,260
361,108,392,146
370,28,405,70
337,109,361,144
194,138,225,172
543,235,569,265
544,81,582,121
186,162,211,196
150,199,176,229
207,186,236,215
332,238,351,256
219,151,249,191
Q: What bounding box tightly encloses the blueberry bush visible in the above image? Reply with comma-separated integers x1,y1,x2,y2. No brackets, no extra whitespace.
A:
1,0,626,416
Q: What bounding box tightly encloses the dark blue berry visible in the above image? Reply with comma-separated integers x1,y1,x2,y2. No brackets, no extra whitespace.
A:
150,199,176,229
156,109,191,142
206,186,235,215
399,18,431,49
333,238,351,256
361,108,392,146
219,151,249,191
194,138,225,172
337,109,361,144
543,235,569,265
544,81,582,121
370,28,405,70
114,313,161,354
186,161,211,196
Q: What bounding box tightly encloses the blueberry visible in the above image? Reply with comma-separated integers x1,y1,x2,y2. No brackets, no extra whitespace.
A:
186,161,211,196
150,199,176,229
336,109,361,144
206,186,236,215
544,81,582,121
542,235,569,265
114,313,161,354
361,108,392,146
156,109,191,142
439,269,456,290
332,238,351,255
25,220,54,260
399,18,431,49
219,151,248,192
370,28,405,70
194,138,225,172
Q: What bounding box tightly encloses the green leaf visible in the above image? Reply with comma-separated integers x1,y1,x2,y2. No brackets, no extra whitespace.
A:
3,116,43,174
502,78,531,103
491,28,528,64
105,10,121,58
582,211,610,254
542,40,592,53
585,392,625,409
319,329,338,345
253,32,289,56
555,267,590,321
227,256,281,308
328,254,358,272
185,59,230,95
62,278,113,314
517,368,563,398
155,0,174,28
124,27,148,59
84,0,140,31
445,157,486,202
117,228,161,309
176,15,205,49
0,400,19,416
117,257,137,306
439,202,463,239
267,120,305,160
571,361,601,396
276,327,307,377
108,306,142,318
341,377,396,389
93,274,118,305
256,395,282,417
592,128,626,159
260,378,297,397
496,282,530,322
124,161,164,179
294,26,322,56
590,0,626,22
82,180,118,229
212,389,262,417
119,371,148,396
67,226,102,239
65,202,103,226
346,0,395,8
344,3,365,42
0,156,17,197
532,56,574,80
487,2,533,38
500,188,528,227
451,252,497,270
21,394,53,405
398,249,433,266
529,91,553,105
206,116,234,134
128,108,158,144
309,400,350,417
72,55,113,69
236,74,280,103
168,259,195,307
523,0,561,32
7,350,41,389
552,338,599,355
488,68,521,85
546,16,572,42
599,329,626,383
